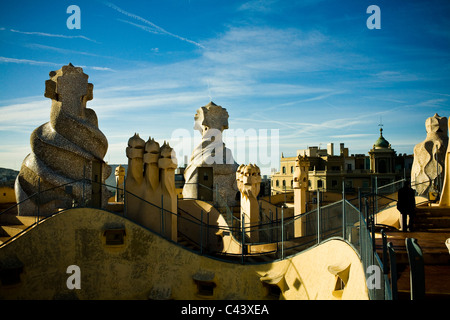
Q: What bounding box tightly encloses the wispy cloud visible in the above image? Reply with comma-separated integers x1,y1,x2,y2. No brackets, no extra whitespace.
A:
25,43,101,57
117,19,161,35
0,56,60,67
372,70,419,82
7,28,98,43
0,99,49,132
103,1,204,48
0,56,116,72
201,26,330,75
238,0,279,13
330,133,373,139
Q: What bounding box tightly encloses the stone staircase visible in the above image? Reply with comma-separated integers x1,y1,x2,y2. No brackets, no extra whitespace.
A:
177,233,201,252
375,204,450,300
0,210,38,246
413,205,450,232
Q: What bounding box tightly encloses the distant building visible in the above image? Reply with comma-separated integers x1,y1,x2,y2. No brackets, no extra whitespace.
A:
271,129,413,195
175,167,186,198
0,186,15,204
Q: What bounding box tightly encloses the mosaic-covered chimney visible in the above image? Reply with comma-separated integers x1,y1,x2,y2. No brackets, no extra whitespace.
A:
15,63,111,216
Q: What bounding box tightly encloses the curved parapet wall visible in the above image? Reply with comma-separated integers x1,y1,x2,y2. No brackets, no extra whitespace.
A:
0,207,369,300
15,64,111,216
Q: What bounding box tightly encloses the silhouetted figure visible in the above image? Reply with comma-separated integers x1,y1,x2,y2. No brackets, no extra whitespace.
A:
397,181,416,232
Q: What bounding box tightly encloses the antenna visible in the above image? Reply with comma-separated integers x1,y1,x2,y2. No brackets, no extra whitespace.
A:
378,116,383,128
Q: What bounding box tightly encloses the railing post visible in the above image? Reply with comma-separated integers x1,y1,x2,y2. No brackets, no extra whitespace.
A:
200,210,203,254
281,205,284,260
381,229,390,300
241,214,245,264
37,177,40,224
388,242,398,300
275,206,278,241
82,165,86,206
359,203,363,258
161,194,164,237
406,238,425,300
206,211,209,252
215,183,219,207
375,176,378,215
358,188,361,213
123,178,127,218
317,189,320,244
342,180,346,240
381,229,388,275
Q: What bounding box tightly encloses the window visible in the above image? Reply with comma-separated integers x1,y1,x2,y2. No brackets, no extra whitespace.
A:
196,281,216,296
334,276,346,291
104,229,126,245
192,271,216,297
290,166,294,173
317,180,323,188
331,264,351,299
0,266,23,285
276,180,279,187
0,257,24,286
282,167,286,174
264,283,281,299
378,159,387,173
282,180,286,187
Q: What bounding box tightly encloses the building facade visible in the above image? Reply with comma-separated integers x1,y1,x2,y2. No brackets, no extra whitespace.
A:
271,130,413,195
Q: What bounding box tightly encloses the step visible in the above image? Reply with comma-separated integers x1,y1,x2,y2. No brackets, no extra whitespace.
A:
395,264,450,299
414,217,450,229
375,231,450,265
0,224,28,237
177,236,200,251
0,203,18,215
106,202,124,213
0,236,11,245
415,206,450,217
0,211,39,227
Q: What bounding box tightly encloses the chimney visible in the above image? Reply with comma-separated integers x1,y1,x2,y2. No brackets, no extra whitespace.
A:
327,143,334,156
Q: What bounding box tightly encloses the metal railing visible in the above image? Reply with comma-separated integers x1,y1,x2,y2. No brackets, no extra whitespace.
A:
180,182,236,225
1,176,394,299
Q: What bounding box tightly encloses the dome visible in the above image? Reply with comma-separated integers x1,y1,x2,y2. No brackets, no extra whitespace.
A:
373,128,390,149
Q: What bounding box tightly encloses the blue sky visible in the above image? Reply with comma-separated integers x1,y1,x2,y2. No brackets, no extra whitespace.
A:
1,0,449,175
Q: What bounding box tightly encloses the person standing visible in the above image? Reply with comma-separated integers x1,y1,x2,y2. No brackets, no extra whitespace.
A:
397,181,416,231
